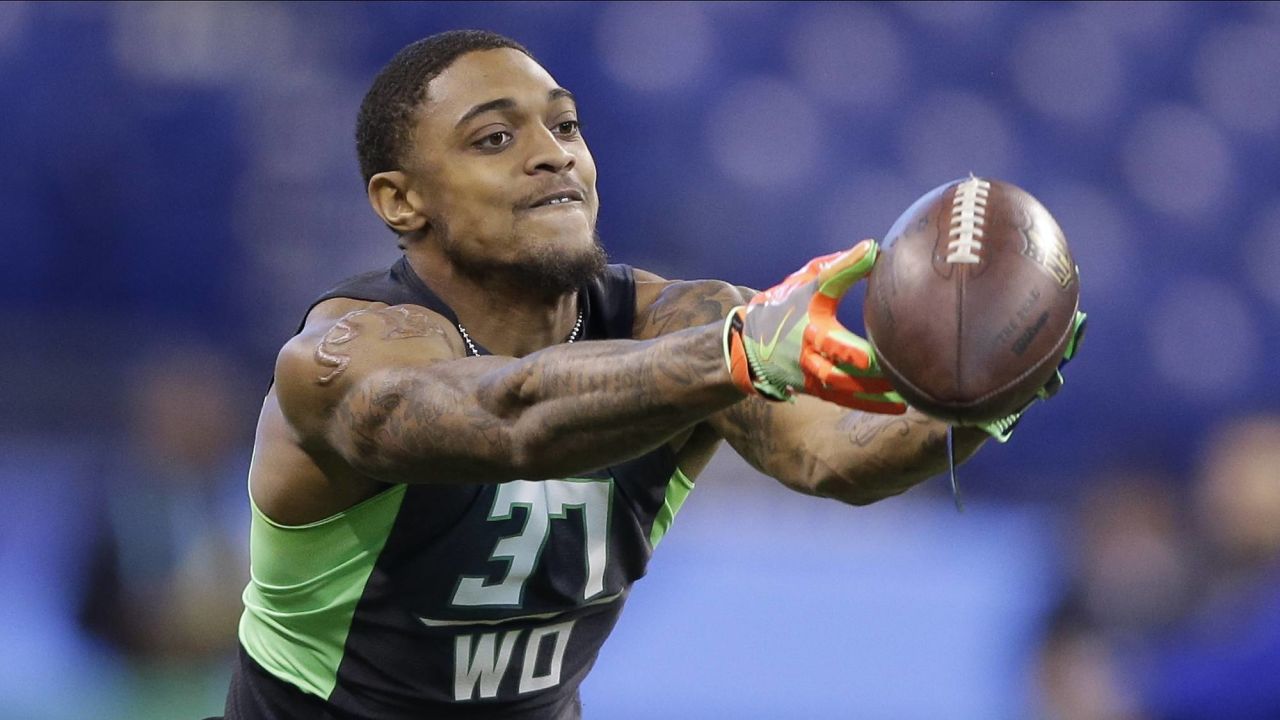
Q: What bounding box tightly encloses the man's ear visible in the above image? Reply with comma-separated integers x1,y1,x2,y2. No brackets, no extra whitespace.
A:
368,171,428,234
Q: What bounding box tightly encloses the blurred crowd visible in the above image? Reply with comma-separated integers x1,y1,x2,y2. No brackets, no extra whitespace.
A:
79,346,249,664
1034,415,1280,720
1,345,254,719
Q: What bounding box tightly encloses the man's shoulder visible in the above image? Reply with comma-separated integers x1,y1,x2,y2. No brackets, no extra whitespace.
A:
629,270,750,339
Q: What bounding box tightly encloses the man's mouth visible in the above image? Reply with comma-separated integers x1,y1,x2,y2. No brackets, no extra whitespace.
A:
528,189,585,208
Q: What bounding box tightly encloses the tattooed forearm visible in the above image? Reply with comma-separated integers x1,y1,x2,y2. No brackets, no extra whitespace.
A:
836,411,925,448
713,394,988,505
809,411,983,504
315,306,444,385
337,323,744,484
713,396,787,472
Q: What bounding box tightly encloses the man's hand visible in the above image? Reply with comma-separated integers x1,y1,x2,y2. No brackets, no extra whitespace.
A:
980,309,1088,442
723,239,907,414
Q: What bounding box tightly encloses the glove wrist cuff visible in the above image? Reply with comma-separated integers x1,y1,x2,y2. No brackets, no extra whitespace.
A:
978,398,1035,443
723,307,789,402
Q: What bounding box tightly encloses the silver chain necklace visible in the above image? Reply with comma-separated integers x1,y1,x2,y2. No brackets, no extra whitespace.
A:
456,309,584,357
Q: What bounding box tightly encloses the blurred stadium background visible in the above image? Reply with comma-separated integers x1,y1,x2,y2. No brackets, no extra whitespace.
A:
2,2,1279,718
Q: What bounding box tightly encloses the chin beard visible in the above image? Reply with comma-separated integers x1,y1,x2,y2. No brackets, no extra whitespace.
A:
440,230,609,298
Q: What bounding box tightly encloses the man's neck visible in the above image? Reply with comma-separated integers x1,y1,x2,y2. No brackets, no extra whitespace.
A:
405,246,581,359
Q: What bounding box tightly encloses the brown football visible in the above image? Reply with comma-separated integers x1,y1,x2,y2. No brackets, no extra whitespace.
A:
862,177,1080,425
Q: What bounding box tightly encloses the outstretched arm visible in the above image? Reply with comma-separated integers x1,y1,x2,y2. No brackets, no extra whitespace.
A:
712,393,987,505
633,274,987,505
276,300,744,486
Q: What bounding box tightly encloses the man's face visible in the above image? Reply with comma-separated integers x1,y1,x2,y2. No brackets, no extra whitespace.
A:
406,48,601,291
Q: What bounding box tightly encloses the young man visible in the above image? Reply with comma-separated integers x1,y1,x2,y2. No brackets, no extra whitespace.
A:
224,30,1068,720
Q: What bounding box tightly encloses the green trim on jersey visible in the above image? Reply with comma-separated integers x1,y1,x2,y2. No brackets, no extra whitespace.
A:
239,483,408,700
648,468,694,548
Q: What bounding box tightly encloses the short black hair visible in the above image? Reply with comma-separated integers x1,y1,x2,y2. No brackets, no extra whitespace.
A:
356,30,533,186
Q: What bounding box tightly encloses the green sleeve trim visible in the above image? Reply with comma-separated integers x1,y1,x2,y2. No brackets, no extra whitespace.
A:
239,483,407,700
649,468,695,549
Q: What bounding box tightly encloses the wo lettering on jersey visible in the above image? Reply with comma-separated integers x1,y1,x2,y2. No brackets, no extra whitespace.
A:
453,620,576,701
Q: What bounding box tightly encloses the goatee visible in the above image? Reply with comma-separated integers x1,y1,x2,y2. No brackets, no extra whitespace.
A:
441,230,608,298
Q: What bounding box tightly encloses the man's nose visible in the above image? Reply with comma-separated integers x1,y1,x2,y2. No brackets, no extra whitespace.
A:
524,127,575,175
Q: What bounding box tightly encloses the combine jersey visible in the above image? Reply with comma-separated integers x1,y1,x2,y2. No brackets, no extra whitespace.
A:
227,258,695,719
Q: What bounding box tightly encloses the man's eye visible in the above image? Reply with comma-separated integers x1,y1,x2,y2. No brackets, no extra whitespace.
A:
475,131,512,149
555,121,580,136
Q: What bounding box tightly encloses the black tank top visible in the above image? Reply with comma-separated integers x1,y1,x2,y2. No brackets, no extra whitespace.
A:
228,258,695,720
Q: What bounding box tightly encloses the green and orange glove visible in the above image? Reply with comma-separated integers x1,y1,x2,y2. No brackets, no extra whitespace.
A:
722,239,907,414
979,308,1088,442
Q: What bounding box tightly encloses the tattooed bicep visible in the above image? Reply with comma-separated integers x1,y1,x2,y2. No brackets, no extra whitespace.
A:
312,305,450,384
274,303,458,437
633,279,754,339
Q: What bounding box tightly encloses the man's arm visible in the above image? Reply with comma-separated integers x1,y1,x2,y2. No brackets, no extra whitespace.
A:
633,273,986,505
275,300,744,486
713,393,987,505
